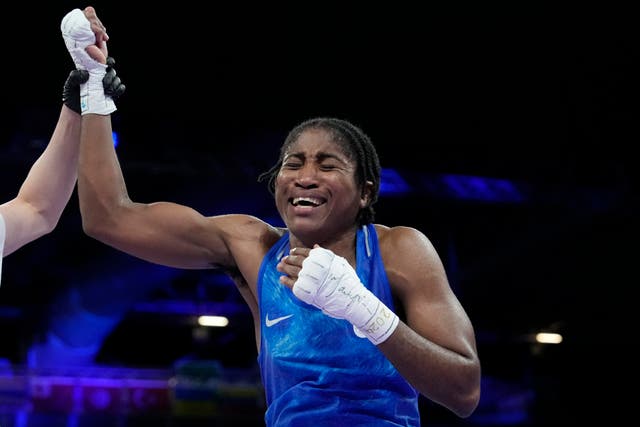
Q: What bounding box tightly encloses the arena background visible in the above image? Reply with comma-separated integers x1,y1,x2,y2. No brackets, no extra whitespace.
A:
0,3,636,426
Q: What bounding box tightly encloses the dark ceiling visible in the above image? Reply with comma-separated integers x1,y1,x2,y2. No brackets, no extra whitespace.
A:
0,3,637,424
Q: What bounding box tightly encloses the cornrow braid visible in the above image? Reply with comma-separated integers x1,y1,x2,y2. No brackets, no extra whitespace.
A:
257,117,381,225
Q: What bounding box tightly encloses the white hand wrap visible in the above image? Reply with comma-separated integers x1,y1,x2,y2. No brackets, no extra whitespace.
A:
61,9,115,115
293,247,399,345
61,9,95,70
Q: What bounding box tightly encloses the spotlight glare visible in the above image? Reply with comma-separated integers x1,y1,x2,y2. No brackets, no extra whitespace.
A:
198,315,229,327
535,332,563,344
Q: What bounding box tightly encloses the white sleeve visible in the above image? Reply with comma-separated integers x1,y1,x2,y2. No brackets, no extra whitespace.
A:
0,213,5,286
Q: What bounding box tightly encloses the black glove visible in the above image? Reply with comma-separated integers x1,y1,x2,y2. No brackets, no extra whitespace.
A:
62,56,126,114
62,69,89,114
103,56,126,100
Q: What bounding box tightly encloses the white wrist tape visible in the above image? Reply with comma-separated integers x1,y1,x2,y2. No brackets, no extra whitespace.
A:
293,247,399,345
80,66,116,115
61,9,115,115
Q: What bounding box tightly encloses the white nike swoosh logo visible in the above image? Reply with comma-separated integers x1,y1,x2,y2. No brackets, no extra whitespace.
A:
265,314,294,327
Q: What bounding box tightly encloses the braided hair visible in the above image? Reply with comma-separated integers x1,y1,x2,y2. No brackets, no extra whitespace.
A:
258,117,381,225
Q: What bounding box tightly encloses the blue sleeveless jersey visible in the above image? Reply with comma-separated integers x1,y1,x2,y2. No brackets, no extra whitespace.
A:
257,224,420,426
